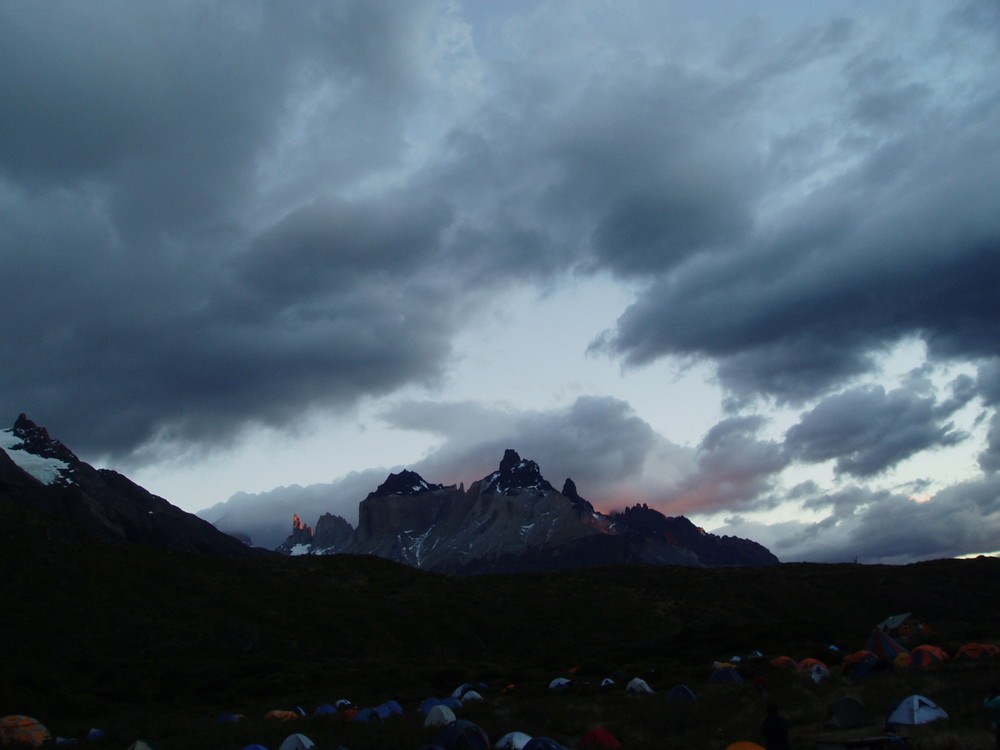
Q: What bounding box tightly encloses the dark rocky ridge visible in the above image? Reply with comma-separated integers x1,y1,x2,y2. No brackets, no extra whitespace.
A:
0,415,262,557
279,449,779,573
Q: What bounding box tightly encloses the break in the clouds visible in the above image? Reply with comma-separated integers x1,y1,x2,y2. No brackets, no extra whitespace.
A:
3,1,1000,563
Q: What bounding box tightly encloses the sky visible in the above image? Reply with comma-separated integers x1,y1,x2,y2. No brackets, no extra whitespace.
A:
2,0,1000,563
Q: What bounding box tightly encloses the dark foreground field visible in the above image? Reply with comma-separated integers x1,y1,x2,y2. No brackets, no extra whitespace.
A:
3,496,1000,749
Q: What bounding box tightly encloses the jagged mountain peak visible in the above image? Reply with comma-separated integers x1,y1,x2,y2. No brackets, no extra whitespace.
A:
561,477,594,514
369,469,446,498
1,414,78,486
0,414,260,557
482,449,556,495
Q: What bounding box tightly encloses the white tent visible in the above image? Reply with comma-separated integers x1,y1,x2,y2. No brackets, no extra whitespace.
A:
496,731,533,749
424,705,457,728
549,677,571,692
887,695,949,726
278,733,316,750
626,677,654,694
809,663,831,683
462,690,484,702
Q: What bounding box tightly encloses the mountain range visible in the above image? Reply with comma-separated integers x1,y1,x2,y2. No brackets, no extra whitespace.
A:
0,415,776,571
0,414,258,557
275,448,778,573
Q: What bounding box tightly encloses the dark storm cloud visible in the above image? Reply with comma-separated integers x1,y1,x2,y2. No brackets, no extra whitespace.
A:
785,380,972,477
594,6,1000,404
0,0,461,457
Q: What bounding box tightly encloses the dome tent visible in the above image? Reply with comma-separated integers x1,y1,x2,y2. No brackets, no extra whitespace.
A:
886,695,948,727
424,705,457,728
496,732,532,749
0,715,51,747
278,734,316,750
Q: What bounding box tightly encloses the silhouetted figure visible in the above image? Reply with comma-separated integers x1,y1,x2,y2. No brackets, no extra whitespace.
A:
761,702,791,750
984,686,1000,749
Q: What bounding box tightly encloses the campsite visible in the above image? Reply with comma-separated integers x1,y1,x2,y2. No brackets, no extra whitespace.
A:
3,496,1000,749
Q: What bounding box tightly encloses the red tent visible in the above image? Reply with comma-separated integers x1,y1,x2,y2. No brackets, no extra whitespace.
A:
580,728,622,749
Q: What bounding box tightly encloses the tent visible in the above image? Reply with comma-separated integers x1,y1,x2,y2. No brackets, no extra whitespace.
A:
886,695,948,727
824,696,876,730
954,642,1000,660
218,713,245,722
599,678,615,688
841,650,878,667
798,658,827,671
241,746,269,750
127,742,160,750
420,698,444,715
626,677,653,694
522,738,566,750
909,645,948,668
334,699,353,709
278,734,316,750
667,684,697,702
864,628,909,661
548,678,571,692
86,728,106,741
462,691,484,703
442,697,464,710
451,683,478,699
769,656,797,669
314,704,338,716
376,700,404,719
354,708,378,722
496,732,532,750
265,710,300,722
424,705,457,728
579,728,621,748
725,744,765,750
435,720,491,750
711,666,744,683
0,716,52,747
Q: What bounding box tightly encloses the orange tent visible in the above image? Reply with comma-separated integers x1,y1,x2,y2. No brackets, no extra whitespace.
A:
909,644,948,668
798,658,828,671
264,710,300,722
841,650,878,666
0,716,51,747
725,743,765,750
769,656,797,669
954,643,1000,660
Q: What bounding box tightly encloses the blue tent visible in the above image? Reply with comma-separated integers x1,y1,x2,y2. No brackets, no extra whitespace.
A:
314,704,338,716
420,698,443,715
435,720,491,750
667,684,697,702
354,708,378,723
442,697,463,710
710,667,744,683
522,739,566,750
376,701,403,719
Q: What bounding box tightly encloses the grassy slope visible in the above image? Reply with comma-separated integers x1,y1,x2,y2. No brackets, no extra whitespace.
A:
3,496,1000,749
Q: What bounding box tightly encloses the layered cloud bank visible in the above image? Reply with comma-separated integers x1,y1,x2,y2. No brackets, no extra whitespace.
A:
3,1,1000,562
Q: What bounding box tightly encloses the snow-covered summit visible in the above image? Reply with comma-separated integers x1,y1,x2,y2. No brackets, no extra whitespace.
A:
481,449,556,495
0,414,75,486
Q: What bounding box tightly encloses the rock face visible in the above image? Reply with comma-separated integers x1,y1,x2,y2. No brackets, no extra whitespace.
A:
0,414,261,557
278,449,779,573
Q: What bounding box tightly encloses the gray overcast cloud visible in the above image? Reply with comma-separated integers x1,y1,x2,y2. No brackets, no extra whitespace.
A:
2,0,999,562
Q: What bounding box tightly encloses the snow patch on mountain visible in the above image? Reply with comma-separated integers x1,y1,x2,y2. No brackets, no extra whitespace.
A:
0,428,71,485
